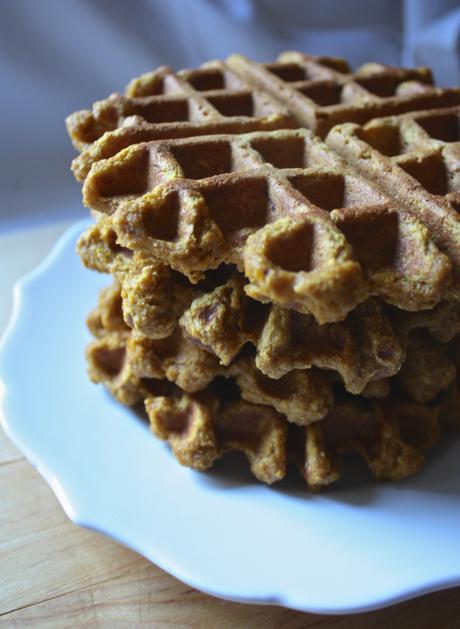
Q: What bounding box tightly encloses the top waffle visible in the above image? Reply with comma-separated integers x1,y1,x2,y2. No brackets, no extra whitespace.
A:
68,53,460,183
67,52,460,324
67,60,297,182
228,51,460,137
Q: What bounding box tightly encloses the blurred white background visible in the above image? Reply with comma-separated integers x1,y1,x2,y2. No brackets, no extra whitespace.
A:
0,0,459,233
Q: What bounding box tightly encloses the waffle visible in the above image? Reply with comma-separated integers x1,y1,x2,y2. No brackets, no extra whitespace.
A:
68,61,297,182
181,275,460,393
69,53,460,183
299,333,459,488
86,283,335,425
298,397,440,489
70,52,460,490
87,344,449,488
88,273,460,408
228,52,460,137
180,277,405,393
86,287,446,488
81,238,406,394
327,106,460,288
80,225,460,394
86,282,457,488
87,282,218,397
78,127,451,323
145,383,443,488
146,389,288,483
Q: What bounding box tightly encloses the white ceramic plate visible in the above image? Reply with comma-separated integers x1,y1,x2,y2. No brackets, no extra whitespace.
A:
1,220,460,615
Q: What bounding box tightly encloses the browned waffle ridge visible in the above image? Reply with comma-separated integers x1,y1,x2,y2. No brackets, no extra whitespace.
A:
227,52,460,137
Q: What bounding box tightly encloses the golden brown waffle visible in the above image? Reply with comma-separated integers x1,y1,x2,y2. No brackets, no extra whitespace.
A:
86,283,335,425
146,385,442,488
86,310,445,488
68,53,460,182
86,283,455,488
78,217,229,338
180,277,405,393
87,271,460,407
146,390,288,484
80,225,460,394
180,276,460,394
81,236,406,394
229,357,334,425
86,329,336,428
228,52,460,137
68,61,297,181
78,216,460,338
78,128,451,322
70,52,460,490
298,397,440,489
87,323,220,401
299,331,459,488
327,106,460,289
87,283,219,397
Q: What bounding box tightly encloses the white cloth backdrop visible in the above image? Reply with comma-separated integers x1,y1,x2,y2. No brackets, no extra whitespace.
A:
0,0,459,231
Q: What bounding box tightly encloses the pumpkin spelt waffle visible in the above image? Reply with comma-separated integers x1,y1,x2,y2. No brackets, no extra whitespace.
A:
180,279,405,392
228,52,460,137
67,60,297,181
146,387,442,488
87,282,457,413
87,281,401,401
78,128,452,323
85,283,454,488
179,276,460,394
68,53,460,182
327,106,460,287
78,221,460,394
68,52,460,489
86,283,335,424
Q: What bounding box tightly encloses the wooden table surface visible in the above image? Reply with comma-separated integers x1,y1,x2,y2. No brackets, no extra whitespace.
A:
1,222,459,628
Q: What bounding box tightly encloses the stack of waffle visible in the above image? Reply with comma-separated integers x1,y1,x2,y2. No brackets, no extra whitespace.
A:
67,52,460,489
